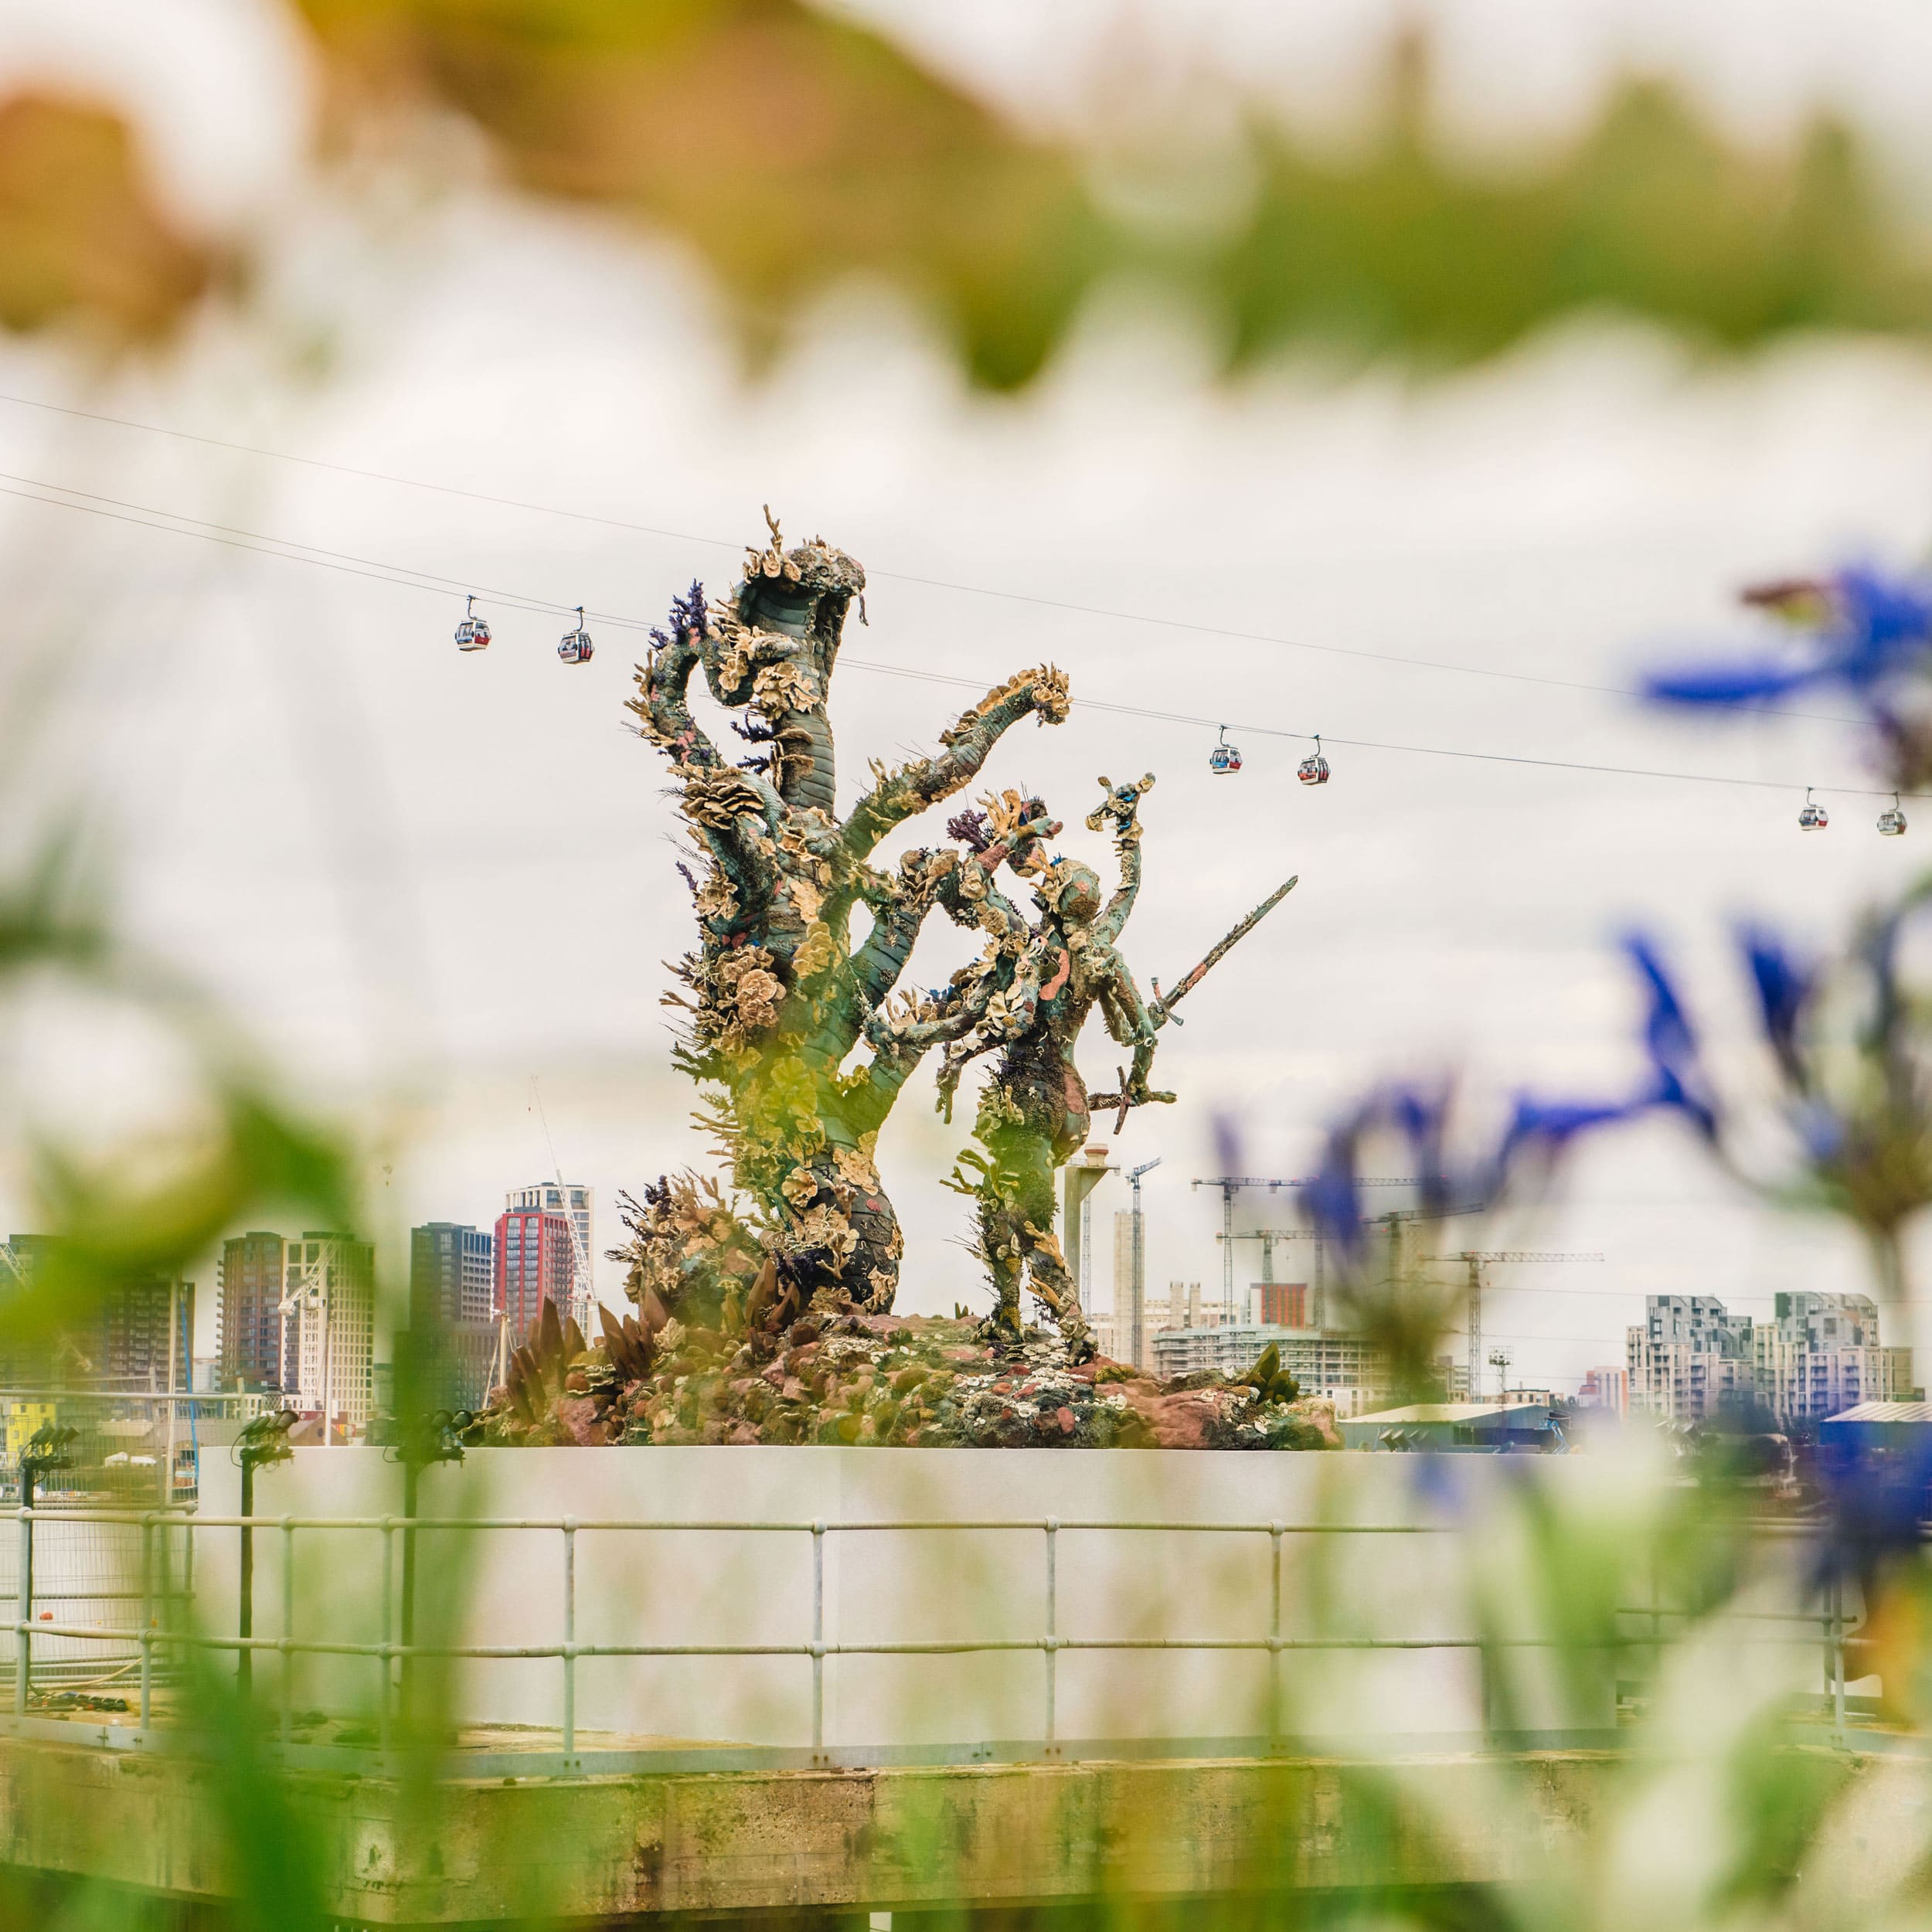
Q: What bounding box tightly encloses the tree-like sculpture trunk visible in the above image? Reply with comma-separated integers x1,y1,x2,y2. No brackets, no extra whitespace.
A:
629,512,1069,1311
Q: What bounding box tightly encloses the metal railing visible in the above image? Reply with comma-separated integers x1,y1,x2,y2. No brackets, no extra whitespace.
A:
2,1505,1862,1772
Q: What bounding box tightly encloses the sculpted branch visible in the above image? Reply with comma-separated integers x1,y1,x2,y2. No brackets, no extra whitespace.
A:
626,510,1070,1317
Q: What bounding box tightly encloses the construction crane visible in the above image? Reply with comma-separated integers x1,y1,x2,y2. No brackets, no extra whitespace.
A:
530,1078,600,1340
277,1236,340,1449
1217,1227,1324,1327
1192,1176,1420,1318
1124,1158,1161,1369
1437,1251,1604,1401
1217,1202,1479,1330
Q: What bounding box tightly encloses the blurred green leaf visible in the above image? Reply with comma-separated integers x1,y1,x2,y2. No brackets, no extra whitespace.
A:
294,4,1932,384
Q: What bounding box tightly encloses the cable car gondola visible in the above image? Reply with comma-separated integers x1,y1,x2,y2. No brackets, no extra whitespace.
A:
1798,787,1828,832
1208,725,1242,775
454,593,490,651
1298,734,1330,786
1879,793,1908,838
558,605,594,665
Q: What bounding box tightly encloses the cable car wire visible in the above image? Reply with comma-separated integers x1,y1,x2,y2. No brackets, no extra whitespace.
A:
0,466,1911,801
0,387,1864,726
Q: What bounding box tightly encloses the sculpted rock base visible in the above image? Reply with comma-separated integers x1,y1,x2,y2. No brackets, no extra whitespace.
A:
481,1301,1334,1451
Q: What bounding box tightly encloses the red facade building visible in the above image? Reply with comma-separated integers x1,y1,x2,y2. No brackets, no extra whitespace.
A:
1255,1283,1308,1329
494,1206,573,1336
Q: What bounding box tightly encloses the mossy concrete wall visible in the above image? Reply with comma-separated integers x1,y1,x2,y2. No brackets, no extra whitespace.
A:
0,1733,1616,1924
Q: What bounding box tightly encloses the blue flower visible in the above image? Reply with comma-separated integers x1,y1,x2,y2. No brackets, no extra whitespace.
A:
1644,565,1932,709
1736,921,1815,1070
1304,1124,1366,1257
1305,1076,1634,1260
1497,1094,1633,1161
1624,934,1719,1136
1812,1430,1932,1595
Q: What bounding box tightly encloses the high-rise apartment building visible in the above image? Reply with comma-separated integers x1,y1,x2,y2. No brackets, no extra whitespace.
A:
0,1236,192,1389
406,1223,499,1410
495,1203,575,1336
410,1223,495,1327
1752,1292,1913,1423
219,1231,290,1390
1628,1291,1915,1426
284,1233,376,1434
1627,1294,1755,1422
505,1184,594,1328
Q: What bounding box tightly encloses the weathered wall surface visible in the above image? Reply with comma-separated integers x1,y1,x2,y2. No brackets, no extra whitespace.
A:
0,1735,1619,1923
192,1449,1621,1753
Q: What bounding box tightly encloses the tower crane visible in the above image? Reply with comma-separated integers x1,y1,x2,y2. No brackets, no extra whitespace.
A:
277,1236,342,1448
1217,1227,1324,1327
1192,1176,1419,1319
1435,1251,1604,1401
1124,1158,1161,1369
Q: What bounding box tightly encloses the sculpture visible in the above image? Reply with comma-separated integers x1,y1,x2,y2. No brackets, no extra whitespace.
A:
626,510,1069,1315
901,776,1169,1350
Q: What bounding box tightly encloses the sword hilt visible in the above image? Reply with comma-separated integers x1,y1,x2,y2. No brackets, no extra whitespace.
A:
1150,978,1184,1027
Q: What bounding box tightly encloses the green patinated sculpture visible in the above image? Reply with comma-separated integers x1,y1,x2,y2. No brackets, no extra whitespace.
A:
628,511,1069,1315
910,777,1174,1352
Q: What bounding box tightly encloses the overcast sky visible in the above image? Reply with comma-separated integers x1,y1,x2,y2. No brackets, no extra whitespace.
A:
5,0,1932,1385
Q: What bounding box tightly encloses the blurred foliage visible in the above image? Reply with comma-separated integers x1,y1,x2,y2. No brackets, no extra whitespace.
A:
0,94,215,342
294,0,1105,387
291,2,1932,385
0,833,358,1365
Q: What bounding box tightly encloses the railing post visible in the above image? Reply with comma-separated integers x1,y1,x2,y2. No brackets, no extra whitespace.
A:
238,1460,255,1699
14,1504,30,1719
1043,1519,1059,1757
138,1513,153,1730
379,1518,394,1753
400,1459,420,1716
1830,1573,1846,1739
1268,1522,1284,1755
279,1515,294,1748
562,1519,577,1765
811,1521,825,1760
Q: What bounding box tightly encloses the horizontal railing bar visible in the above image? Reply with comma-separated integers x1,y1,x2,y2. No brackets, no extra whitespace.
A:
5,1512,1600,1536
21,1624,1835,1660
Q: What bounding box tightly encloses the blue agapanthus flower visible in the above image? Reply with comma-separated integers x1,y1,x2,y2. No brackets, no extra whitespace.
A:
1644,565,1932,710
1302,1075,1638,1260
1812,1431,1932,1595
1736,920,1817,1074
1622,934,1721,1137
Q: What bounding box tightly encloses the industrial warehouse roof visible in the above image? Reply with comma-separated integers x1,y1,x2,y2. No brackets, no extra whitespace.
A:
1824,1402,1932,1424
1351,1403,1527,1424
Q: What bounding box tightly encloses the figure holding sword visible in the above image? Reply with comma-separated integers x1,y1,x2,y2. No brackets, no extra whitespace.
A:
927,771,1298,1351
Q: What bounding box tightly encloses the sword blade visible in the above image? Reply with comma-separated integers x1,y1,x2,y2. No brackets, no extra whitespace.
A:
1150,875,1298,1029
